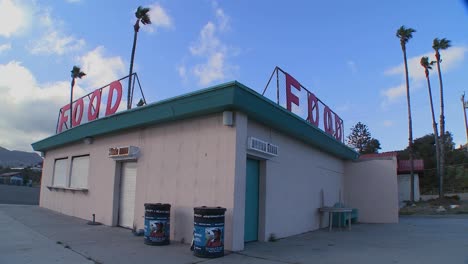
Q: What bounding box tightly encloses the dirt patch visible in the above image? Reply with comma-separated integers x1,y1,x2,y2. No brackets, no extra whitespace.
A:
400,195,468,215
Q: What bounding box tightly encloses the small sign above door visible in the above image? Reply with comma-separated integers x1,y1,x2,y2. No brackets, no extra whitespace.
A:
108,146,140,161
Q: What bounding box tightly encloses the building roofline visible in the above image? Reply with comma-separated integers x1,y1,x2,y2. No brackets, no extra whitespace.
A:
32,81,359,160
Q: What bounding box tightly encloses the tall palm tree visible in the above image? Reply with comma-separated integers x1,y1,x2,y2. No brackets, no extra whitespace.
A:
396,25,416,202
70,66,86,129
432,37,451,198
420,56,441,195
127,6,151,110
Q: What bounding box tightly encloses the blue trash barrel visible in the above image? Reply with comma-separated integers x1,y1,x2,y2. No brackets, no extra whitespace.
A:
144,203,170,245
193,206,226,258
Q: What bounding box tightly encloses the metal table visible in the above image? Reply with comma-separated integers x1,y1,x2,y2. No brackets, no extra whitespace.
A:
319,207,352,231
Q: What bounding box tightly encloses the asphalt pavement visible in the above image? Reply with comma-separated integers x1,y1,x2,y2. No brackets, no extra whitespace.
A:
0,184,40,205
1,204,468,264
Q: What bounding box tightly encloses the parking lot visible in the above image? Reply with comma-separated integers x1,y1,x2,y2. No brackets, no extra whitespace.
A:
0,184,39,205
0,204,467,264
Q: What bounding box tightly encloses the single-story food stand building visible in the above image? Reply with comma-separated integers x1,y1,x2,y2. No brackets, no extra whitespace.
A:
32,78,399,251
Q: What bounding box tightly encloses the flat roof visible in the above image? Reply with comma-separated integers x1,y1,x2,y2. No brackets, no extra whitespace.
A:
32,81,358,160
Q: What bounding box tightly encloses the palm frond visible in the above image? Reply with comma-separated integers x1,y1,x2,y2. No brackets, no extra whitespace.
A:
420,56,429,68
420,56,434,70
135,6,151,19
70,65,86,79
433,38,440,50
141,14,152,25
433,37,451,51
396,25,416,44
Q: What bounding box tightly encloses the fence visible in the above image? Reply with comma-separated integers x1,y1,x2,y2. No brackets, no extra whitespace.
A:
420,164,468,194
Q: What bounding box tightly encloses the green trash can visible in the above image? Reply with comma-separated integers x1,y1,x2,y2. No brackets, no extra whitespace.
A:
332,208,358,227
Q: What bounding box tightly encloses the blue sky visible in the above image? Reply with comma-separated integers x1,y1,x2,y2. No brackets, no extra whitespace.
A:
1,0,468,154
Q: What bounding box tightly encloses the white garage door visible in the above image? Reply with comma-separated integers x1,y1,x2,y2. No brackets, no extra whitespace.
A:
119,162,137,228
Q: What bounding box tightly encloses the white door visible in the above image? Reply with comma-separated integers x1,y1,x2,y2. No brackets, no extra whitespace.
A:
118,162,137,228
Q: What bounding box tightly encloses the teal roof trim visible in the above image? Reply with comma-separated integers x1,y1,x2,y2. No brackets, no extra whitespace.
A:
32,81,358,160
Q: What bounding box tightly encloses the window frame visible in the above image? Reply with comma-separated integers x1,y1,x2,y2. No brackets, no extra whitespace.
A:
48,154,90,192
52,158,69,187
69,154,90,189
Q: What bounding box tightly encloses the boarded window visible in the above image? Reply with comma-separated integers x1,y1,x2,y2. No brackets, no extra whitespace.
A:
70,155,90,189
53,158,68,187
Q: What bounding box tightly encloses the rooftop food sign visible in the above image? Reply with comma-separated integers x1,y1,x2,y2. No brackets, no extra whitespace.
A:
56,74,145,134
263,67,344,143
56,80,123,133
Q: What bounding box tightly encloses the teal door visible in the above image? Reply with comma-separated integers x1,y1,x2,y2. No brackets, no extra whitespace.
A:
244,158,260,242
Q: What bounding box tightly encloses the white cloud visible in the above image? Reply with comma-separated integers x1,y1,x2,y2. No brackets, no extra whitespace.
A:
22,4,86,56
0,57,128,151
0,0,29,37
142,3,173,33
77,46,126,88
187,6,237,86
193,52,225,86
382,46,467,104
189,22,220,56
347,60,357,74
384,47,467,82
0,43,11,54
0,61,87,151
381,84,406,102
29,31,85,55
215,8,229,32
38,8,54,28
383,120,394,127
177,65,186,78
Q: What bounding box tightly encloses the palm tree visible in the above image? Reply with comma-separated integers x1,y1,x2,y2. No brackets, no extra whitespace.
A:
420,56,441,195
70,66,86,129
396,25,416,202
432,37,451,198
127,6,151,110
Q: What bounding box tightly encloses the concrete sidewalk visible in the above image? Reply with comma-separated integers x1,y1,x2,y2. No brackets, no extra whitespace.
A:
1,205,468,264
0,206,91,264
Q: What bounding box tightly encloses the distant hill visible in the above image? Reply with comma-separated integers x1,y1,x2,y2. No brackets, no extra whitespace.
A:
0,147,43,167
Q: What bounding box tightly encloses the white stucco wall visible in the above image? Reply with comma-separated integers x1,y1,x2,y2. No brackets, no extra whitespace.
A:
40,113,240,250
244,120,345,240
40,110,353,252
344,158,399,223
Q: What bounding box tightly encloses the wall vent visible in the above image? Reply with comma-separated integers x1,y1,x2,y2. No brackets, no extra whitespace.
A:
247,137,279,156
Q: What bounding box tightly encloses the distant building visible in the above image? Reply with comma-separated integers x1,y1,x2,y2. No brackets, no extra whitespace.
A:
360,152,425,204
0,172,23,185
397,159,424,202
31,167,42,172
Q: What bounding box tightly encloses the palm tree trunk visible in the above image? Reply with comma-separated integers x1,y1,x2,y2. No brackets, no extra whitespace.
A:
425,71,441,193
70,78,75,129
436,52,445,198
127,20,140,110
402,46,415,202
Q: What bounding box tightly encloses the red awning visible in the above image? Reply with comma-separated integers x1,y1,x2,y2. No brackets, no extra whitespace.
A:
397,159,424,173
